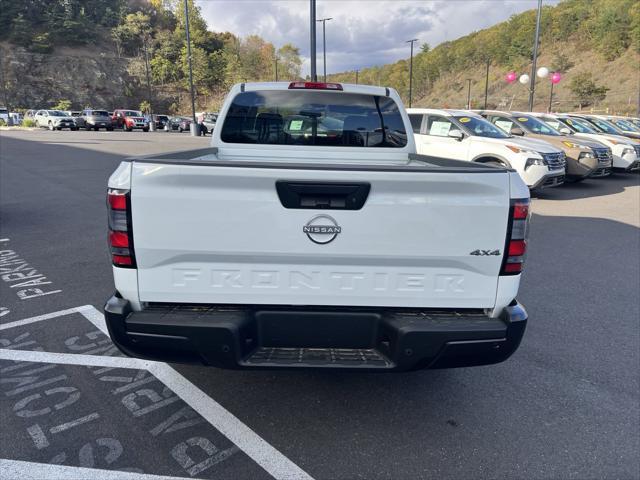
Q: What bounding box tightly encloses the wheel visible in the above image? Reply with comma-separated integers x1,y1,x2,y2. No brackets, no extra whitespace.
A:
125,125,132,132
48,122,54,131
143,127,149,132
178,126,183,132
107,127,113,131
94,126,99,131
71,127,78,131
85,126,91,131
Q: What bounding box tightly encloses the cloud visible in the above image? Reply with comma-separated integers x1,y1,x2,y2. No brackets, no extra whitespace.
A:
196,0,559,75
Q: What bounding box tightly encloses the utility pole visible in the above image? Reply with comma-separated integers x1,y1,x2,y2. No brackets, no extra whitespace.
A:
548,81,554,113
0,47,12,125
184,0,198,135
317,17,332,82
466,78,472,109
142,36,154,131
355,69,359,85
310,0,317,81
406,38,418,107
483,59,490,109
528,0,543,111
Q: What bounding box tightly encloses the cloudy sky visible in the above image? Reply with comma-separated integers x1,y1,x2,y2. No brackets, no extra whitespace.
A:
196,0,559,76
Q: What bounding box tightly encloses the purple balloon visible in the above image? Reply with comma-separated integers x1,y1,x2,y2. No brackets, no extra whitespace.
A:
551,72,562,84
506,71,517,83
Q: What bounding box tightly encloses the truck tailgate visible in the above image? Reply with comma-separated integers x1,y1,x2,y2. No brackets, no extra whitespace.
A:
130,161,510,309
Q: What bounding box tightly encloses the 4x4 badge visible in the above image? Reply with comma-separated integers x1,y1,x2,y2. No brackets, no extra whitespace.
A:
470,249,501,256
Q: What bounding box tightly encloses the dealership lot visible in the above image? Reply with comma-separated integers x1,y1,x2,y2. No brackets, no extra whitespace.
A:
0,130,638,479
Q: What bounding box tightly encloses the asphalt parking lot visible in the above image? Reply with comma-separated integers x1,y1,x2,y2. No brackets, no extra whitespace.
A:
1,129,638,480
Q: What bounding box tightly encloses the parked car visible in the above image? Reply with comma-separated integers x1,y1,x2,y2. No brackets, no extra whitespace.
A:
25,109,36,120
572,114,640,141
152,114,169,130
178,116,192,132
0,106,8,123
598,115,640,137
408,108,565,189
33,110,78,130
65,111,82,118
477,110,605,182
105,81,530,371
112,109,149,131
200,113,218,135
77,109,114,131
537,113,637,172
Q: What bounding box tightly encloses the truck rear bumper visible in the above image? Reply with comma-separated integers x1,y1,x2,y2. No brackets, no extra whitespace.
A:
104,296,527,371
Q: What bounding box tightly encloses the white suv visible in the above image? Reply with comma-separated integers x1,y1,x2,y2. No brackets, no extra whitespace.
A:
407,109,565,189
535,113,639,172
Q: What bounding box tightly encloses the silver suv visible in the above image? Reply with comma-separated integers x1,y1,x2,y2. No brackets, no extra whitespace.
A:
34,110,78,131
77,109,113,131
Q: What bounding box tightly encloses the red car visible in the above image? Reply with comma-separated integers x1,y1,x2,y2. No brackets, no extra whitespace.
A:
112,109,150,131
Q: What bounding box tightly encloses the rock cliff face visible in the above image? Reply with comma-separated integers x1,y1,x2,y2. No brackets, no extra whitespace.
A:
1,43,152,110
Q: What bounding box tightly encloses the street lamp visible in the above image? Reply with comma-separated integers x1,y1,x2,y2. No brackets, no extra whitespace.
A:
528,0,543,111
466,79,472,109
183,0,198,136
317,17,332,82
310,0,317,81
406,38,418,108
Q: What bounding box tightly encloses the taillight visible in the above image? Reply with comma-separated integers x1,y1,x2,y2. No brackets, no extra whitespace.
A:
288,82,343,90
107,189,136,268
501,198,530,275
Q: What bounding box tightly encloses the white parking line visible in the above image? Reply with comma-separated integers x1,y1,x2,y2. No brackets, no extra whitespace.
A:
0,459,199,480
0,305,315,480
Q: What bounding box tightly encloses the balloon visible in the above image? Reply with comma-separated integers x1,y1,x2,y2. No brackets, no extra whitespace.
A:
551,72,562,84
519,74,530,84
537,67,549,78
505,71,517,83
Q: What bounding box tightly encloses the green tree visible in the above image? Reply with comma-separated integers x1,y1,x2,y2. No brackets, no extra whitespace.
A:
568,72,610,107
277,44,302,80
52,99,72,110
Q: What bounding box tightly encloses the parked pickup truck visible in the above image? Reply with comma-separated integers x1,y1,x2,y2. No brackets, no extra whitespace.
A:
104,81,529,371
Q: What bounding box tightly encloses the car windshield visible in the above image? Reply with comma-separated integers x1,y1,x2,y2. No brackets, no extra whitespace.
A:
612,119,640,132
514,114,560,135
453,115,509,139
221,90,407,147
49,110,68,117
557,117,596,134
584,117,622,134
123,111,142,117
92,110,109,116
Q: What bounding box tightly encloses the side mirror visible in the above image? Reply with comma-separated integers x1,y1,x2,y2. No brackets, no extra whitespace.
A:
559,127,572,135
511,127,525,136
448,129,464,141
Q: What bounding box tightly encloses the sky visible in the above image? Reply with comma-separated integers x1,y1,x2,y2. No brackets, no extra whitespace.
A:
196,0,560,76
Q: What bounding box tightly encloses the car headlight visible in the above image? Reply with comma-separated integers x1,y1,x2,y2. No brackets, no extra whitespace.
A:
579,151,595,159
506,144,539,155
525,157,547,169
562,140,590,149
621,147,635,155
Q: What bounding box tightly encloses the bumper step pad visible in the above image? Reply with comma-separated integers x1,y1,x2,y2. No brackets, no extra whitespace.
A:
246,347,390,367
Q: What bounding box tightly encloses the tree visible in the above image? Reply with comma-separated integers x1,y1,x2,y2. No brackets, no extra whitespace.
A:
139,100,151,114
277,44,302,80
568,72,609,108
52,99,72,110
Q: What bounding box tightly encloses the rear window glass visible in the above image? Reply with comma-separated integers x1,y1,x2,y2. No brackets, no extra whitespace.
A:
220,90,407,148
91,110,109,116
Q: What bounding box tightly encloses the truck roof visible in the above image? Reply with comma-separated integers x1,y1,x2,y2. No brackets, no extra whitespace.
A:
239,81,391,98
406,108,481,117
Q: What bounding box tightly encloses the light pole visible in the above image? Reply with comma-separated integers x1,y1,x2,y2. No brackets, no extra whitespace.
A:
310,0,317,81
184,0,198,136
483,59,490,109
317,17,332,82
355,69,359,85
528,0,543,111
406,38,418,107
466,78,472,109
142,35,155,131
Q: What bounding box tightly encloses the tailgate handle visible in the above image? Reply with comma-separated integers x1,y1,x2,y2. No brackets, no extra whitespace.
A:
276,181,370,210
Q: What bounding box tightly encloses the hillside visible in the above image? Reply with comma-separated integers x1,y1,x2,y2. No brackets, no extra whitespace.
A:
327,0,640,114
0,0,303,113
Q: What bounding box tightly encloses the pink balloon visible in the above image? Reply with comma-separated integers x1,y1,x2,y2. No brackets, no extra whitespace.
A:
551,72,562,84
505,71,517,83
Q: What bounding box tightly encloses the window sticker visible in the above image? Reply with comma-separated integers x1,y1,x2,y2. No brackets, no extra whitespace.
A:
429,121,452,136
459,117,471,123
289,119,304,131
517,117,529,122
566,118,573,125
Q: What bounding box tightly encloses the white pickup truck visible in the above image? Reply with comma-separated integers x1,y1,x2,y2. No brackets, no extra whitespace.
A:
104,82,529,371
